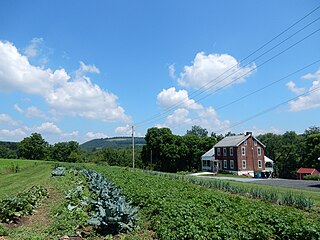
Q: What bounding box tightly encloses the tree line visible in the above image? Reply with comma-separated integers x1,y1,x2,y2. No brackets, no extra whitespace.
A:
0,126,319,179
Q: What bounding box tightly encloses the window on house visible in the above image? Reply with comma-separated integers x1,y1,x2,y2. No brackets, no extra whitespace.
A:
242,147,246,156
229,147,233,156
244,140,247,146
217,148,221,156
223,148,227,156
223,160,227,169
258,160,262,168
230,160,234,169
242,160,246,169
257,147,261,156
254,139,257,146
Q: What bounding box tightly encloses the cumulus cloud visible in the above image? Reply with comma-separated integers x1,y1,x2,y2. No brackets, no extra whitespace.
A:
0,40,130,123
85,131,108,140
286,81,305,94
194,107,230,131
115,124,132,136
0,128,27,141
288,69,320,111
157,87,202,110
164,108,192,127
178,52,255,90
35,122,62,134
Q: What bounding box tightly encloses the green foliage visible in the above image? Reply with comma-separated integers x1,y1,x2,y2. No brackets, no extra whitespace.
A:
141,127,217,172
304,174,320,180
18,133,49,160
144,170,314,210
83,169,138,234
51,166,66,176
50,141,82,162
0,185,48,223
93,166,320,240
185,125,208,138
80,137,146,151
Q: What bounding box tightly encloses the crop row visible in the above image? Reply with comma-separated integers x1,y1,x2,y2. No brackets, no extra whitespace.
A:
82,169,138,234
143,170,314,210
0,185,48,223
92,166,320,240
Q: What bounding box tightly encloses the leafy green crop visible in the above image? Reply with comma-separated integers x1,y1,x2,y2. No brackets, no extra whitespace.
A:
51,166,66,176
83,169,138,234
92,166,320,240
0,185,48,223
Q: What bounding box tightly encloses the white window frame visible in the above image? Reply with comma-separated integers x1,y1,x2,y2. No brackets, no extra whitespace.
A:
229,147,233,156
258,160,262,168
242,160,246,169
223,147,227,156
230,160,234,169
254,139,257,146
217,148,221,156
257,147,261,156
223,160,227,169
241,146,246,156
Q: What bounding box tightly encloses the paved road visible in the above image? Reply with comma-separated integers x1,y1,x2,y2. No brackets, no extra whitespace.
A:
195,175,320,191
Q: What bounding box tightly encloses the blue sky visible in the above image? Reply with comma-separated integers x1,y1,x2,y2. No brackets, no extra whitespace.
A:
0,0,320,143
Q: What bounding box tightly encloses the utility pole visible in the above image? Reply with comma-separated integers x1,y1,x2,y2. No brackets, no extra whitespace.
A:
132,125,135,169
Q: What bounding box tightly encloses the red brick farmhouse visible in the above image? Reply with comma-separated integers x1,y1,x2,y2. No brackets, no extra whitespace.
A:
201,132,273,177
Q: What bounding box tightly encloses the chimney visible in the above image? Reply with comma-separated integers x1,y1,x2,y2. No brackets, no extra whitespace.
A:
246,131,252,136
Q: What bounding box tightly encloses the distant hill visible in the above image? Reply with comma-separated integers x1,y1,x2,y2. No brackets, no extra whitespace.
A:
80,137,146,151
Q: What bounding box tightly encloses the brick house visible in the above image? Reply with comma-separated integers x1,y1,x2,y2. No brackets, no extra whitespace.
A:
201,132,272,177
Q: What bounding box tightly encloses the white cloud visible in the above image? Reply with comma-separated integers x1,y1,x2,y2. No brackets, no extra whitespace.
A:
35,122,62,134
24,37,44,57
194,107,230,132
85,131,108,140
165,108,192,127
0,128,27,141
0,113,12,122
0,113,19,126
286,81,305,94
250,126,282,135
288,69,320,111
178,52,255,90
157,87,202,110
115,124,132,136
0,40,130,123
169,64,176,79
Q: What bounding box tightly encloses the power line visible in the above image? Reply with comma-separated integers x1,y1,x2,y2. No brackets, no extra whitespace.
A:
167,59,320,131
136,26,320,128
213,85,320,134
134,5,320,127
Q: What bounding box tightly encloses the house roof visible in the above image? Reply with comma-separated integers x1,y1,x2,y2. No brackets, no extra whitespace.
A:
297,168,319,174
201,148,215,158
264,156,274,163
214,134,266,148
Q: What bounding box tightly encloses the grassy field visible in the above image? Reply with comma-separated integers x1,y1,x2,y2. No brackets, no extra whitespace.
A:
1,159,320,239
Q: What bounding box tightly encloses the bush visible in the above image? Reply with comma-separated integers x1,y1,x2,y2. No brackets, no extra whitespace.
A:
304,174,320,180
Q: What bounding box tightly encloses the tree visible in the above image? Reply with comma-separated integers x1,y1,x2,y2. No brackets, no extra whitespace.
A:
304,126,320,136
18,133,49,160
302,133,320,169
50,141,82,162
186,125,208,138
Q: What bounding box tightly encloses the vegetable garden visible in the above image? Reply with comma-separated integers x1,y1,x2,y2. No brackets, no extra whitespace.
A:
1,159,320,239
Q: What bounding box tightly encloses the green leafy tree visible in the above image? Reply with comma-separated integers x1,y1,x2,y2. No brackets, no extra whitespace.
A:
50,141,82,162
302,133,320,169
18,133,49,160
186,125,208,138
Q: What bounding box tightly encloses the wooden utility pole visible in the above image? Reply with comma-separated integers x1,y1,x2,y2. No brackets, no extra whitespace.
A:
132,125,135,169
